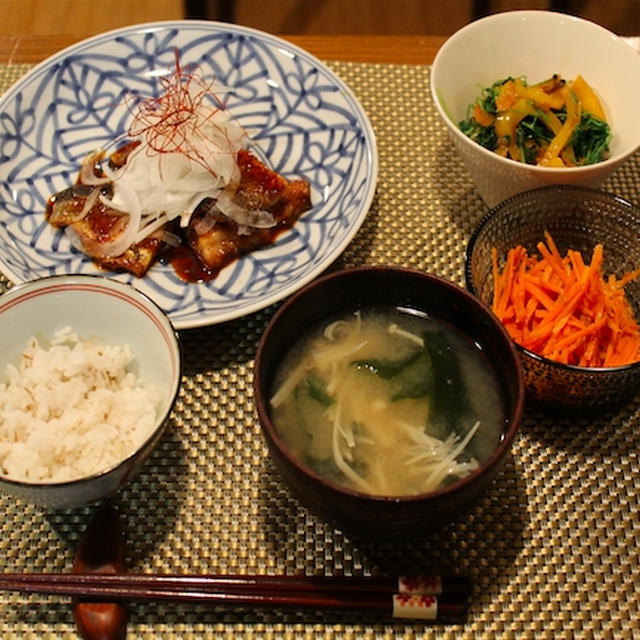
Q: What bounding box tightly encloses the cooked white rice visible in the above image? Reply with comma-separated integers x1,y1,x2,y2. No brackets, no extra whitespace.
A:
0,327,162,483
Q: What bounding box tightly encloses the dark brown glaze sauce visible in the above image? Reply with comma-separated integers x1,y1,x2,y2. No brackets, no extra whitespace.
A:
160,242,219,283
160,222,293,283
45,144,310,283
46,191,298,283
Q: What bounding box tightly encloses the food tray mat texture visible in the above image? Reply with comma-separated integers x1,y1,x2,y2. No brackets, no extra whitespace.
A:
1,61,639,640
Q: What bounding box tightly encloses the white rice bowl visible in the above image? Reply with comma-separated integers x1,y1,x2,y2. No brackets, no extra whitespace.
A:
0,275,181,508
0,327,162,483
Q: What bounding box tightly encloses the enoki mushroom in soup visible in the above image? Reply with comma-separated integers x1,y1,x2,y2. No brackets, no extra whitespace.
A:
269,308,506,497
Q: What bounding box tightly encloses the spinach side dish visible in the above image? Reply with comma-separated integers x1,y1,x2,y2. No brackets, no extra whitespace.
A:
459,74,611,167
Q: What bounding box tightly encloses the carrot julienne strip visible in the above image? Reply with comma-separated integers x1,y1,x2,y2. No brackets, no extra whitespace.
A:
490,232,640,367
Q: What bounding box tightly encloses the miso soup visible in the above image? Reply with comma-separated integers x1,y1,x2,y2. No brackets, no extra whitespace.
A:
269,307,506,497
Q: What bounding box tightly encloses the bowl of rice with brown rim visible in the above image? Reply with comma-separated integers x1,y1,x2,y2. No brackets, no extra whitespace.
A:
0,275,181,508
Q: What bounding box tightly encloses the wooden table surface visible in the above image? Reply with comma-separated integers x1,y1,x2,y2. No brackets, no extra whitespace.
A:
0,33,447,66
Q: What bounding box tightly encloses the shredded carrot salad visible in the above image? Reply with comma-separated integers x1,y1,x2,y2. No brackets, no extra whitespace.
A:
491,232,640,367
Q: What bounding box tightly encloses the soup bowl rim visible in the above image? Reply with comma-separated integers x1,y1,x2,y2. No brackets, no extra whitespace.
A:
254,264,525,505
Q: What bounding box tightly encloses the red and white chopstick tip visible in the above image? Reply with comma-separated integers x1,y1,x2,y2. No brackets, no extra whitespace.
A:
392,594,438,620
398,575,442,596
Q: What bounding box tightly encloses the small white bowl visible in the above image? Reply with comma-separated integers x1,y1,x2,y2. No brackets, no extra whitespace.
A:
430,10,640,207
0,275,181,508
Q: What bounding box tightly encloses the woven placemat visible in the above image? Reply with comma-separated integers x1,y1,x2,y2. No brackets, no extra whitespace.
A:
1,60,639,639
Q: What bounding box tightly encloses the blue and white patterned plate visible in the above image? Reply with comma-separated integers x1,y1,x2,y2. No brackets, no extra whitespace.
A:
0,21,377,329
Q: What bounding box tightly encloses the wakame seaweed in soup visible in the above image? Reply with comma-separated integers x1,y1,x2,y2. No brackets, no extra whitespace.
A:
269,308,506,497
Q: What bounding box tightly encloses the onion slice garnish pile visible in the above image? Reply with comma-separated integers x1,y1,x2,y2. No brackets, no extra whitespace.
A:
73,52,276,259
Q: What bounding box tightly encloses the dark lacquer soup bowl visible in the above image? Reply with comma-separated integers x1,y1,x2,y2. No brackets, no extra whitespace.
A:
253,266,525,538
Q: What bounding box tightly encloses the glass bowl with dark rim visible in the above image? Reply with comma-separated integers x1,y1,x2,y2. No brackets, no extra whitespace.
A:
253,266,525,539
465,185,640,414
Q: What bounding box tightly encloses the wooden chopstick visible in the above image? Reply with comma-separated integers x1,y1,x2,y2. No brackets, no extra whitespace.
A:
0,573,470,622
0,572,470,595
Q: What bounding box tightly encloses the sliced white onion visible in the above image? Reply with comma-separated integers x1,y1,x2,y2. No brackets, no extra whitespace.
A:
79,151,112,186
134,213,170,244
77,187,100,220
101,160,124,183
160,229,182,247
52,186,99,225
65,226,88,255
64,212,134,260
74,81,263,256
192,211,218,236
215,188,276,229
82,184,141,258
